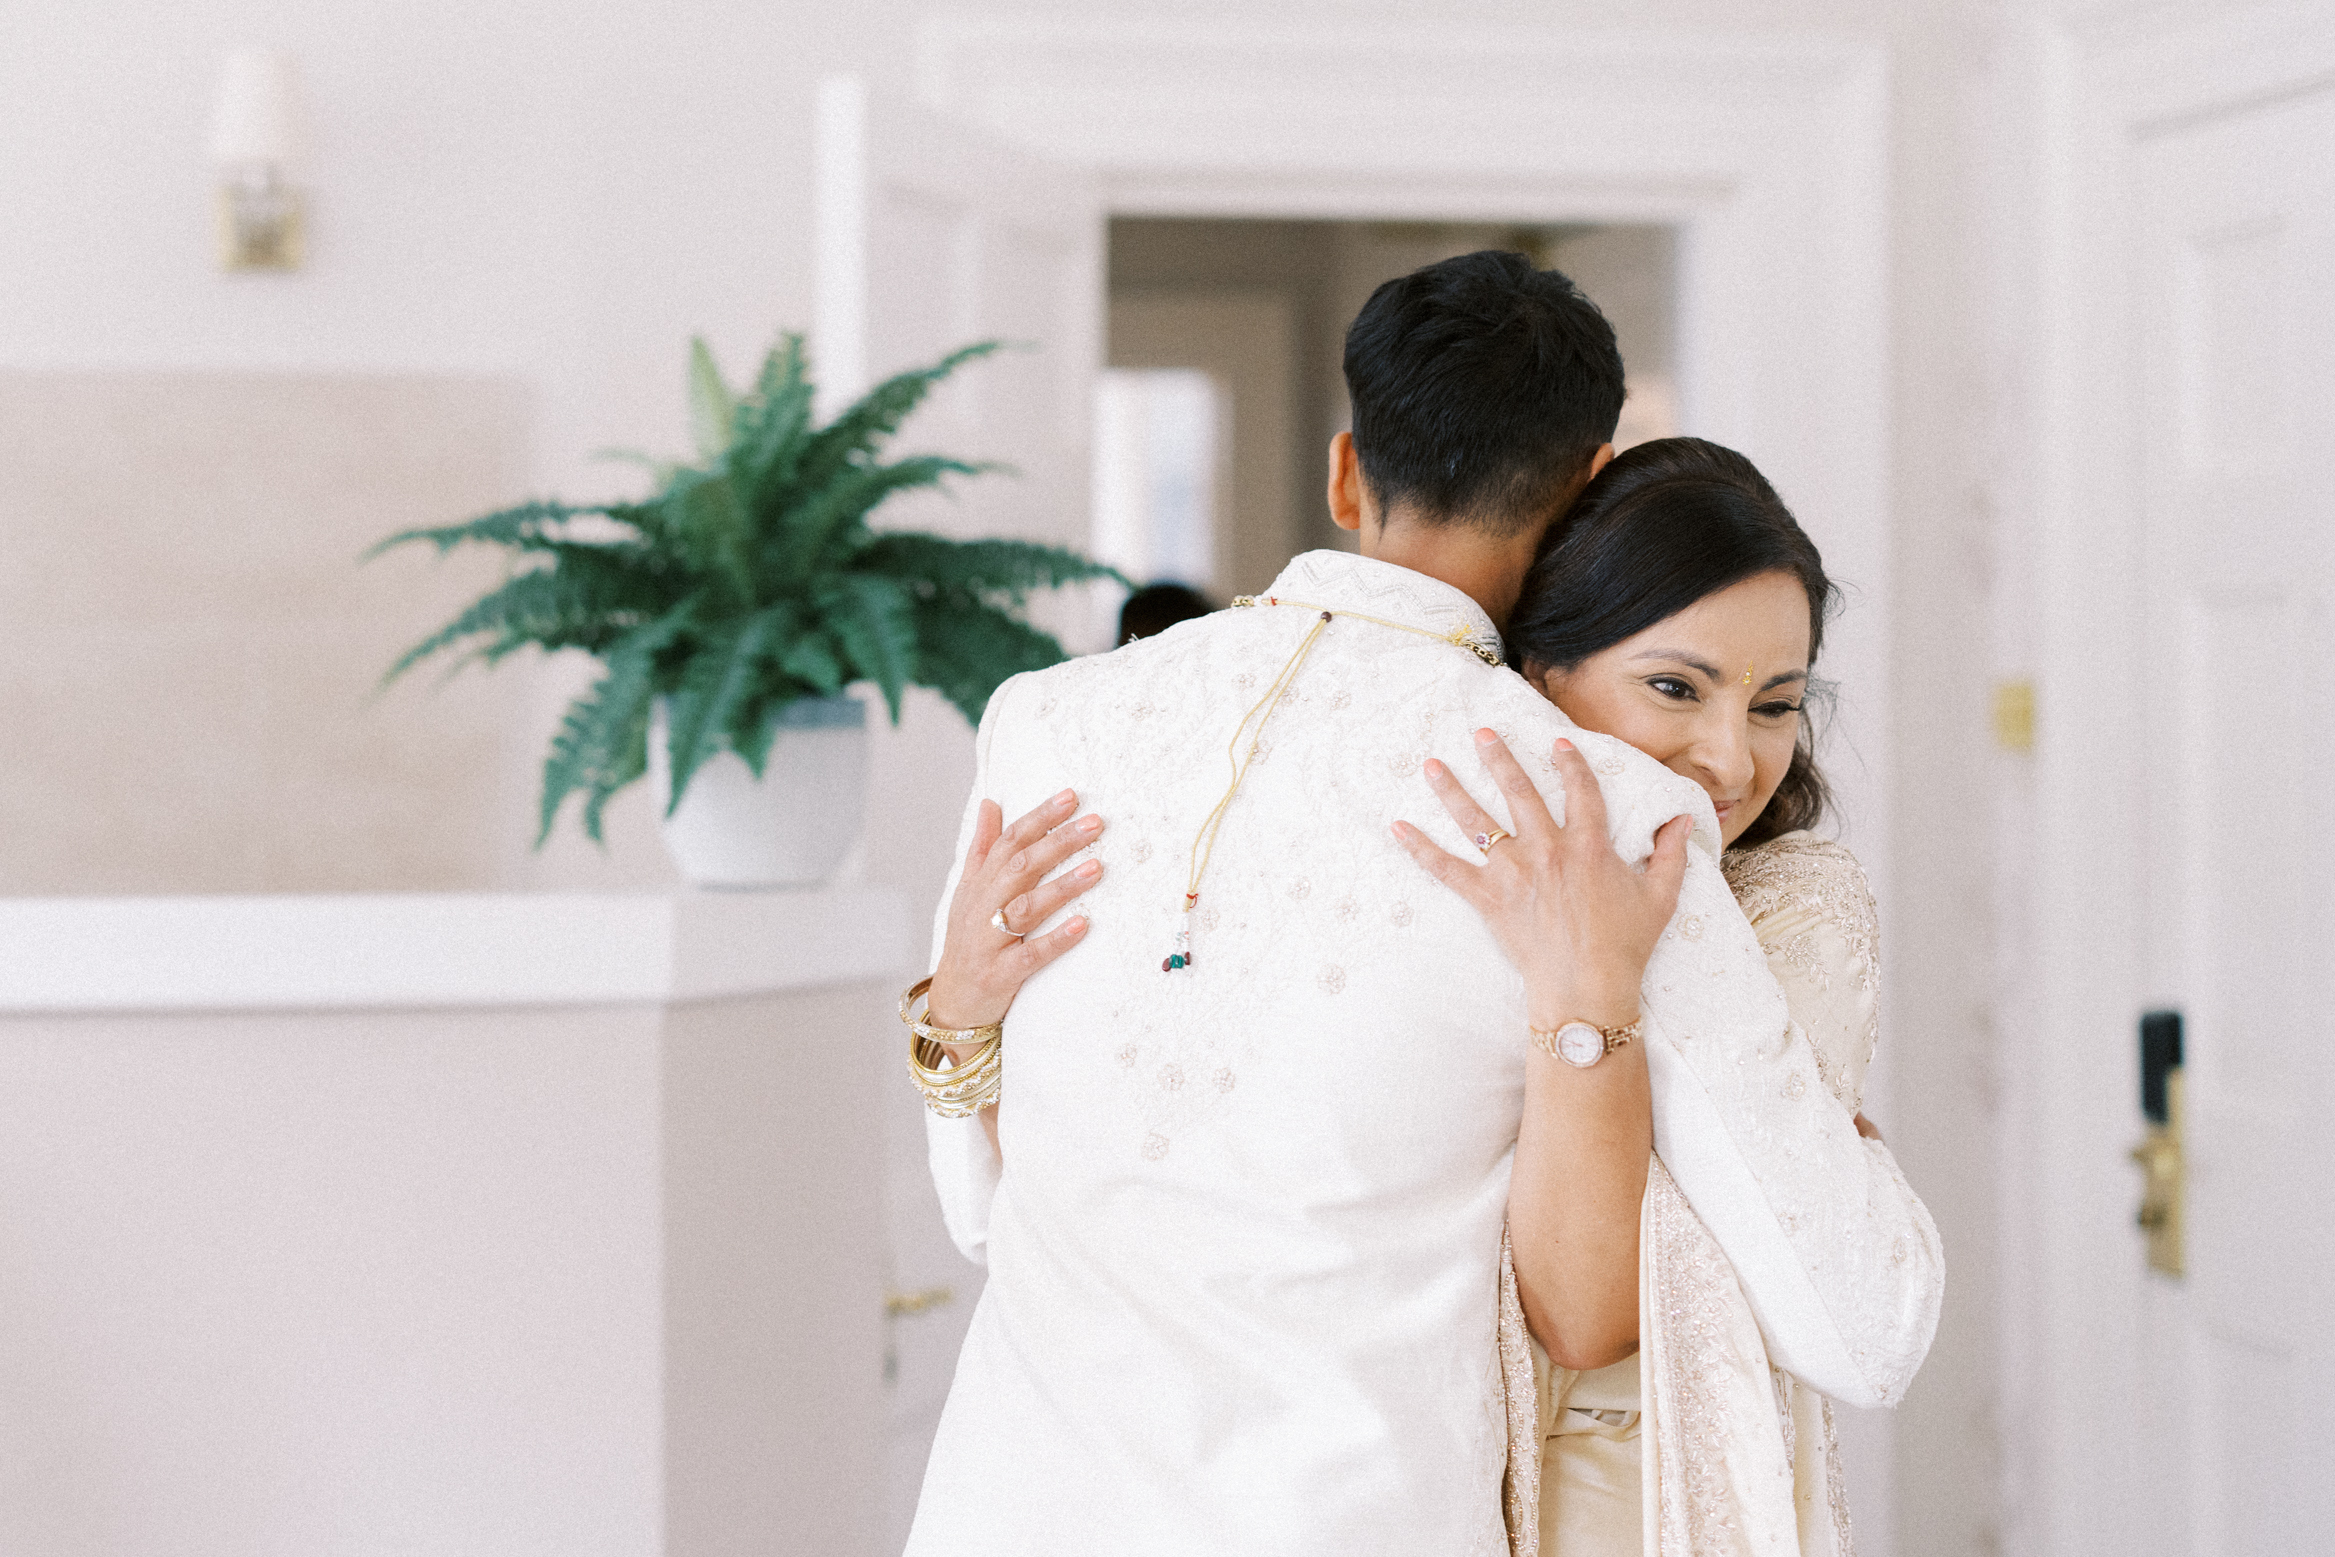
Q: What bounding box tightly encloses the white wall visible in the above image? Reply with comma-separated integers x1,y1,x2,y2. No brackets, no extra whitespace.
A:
1,1,813,483
0,1002,664,1557
0,371,532,895
0,966,898,1557
1,2,2040,1553
3,0,846,892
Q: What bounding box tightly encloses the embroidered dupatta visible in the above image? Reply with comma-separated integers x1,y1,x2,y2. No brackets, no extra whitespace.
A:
1496,1170,1853,1557
1500,835,1926,1557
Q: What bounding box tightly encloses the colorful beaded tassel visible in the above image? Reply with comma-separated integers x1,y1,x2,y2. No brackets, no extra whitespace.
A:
1162,896,1197,972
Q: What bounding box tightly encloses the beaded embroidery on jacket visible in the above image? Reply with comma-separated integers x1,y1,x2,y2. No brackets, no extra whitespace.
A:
1157,593,1499,975
979,551,1565,1174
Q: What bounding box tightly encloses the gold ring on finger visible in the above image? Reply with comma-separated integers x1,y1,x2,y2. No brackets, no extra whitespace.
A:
990,907,1025,940
1474,828,1512,857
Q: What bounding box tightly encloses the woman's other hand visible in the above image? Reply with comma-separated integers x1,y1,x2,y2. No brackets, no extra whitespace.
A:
1393,731,1691,1030
1395,730,1690,1371
927,789,1104,1043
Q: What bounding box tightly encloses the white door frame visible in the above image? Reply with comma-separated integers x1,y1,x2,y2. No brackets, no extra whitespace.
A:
915,8,1901,1534
2008,10,2335,1555
917,10,1895,906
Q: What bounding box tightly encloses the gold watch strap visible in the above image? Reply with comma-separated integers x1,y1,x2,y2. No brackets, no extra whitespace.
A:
1526,1015,1643,1060
1595,1016,1643,1052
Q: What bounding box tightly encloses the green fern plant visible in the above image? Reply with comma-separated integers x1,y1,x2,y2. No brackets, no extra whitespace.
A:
374,335,1121,843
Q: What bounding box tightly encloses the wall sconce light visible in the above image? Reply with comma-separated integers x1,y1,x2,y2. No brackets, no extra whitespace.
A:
210,51,304,272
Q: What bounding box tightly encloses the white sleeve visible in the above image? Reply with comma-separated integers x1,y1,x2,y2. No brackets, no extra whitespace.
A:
1568,738,1944,1409
920,675,1022,1267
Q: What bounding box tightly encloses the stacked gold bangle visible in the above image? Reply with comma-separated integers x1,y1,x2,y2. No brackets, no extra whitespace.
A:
898,976,1004,1118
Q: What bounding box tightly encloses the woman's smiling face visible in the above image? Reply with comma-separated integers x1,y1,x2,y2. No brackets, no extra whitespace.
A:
1532,569,1812,847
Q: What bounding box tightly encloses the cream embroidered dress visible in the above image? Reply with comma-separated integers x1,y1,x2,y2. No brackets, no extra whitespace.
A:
1499,833,1916,1557
910,553,1941,1557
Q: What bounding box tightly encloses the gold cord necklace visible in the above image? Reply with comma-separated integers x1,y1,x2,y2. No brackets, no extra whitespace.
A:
1160,594,1502,973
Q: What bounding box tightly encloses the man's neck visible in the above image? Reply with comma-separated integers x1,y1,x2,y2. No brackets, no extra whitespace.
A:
1360,516,1545,629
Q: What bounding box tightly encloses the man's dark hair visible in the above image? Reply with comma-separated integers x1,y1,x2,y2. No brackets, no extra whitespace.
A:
1505,437,1839,847
1342,250,1625,533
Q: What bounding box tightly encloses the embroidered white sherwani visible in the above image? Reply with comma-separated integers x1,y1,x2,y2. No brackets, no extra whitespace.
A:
908,553,1941,1556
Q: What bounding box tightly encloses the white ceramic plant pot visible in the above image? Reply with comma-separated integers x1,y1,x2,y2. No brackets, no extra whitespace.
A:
649,695,869,889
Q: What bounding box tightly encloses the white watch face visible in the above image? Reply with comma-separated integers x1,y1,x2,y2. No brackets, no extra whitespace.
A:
1555,1022,1606,1067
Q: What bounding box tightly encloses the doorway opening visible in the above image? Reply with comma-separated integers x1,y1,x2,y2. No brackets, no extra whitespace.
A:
1096,217,1680,617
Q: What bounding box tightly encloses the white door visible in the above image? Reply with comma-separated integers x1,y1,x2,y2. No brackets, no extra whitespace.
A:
2132,55,2335,1557
812,74,1104,1551
2024,14,2335,1556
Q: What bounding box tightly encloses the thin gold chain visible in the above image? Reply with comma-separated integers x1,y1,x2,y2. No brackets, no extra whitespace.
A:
1158,593,1500,973
1229,595,1504,666
1179,610,1333,914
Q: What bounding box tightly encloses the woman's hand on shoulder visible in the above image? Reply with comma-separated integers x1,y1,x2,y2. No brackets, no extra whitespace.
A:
1392,731,1691,1030
927,789,1105,1038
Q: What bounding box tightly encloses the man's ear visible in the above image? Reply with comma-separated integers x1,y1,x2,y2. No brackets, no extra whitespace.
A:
1537,444,1618,540
1327,432,1367,533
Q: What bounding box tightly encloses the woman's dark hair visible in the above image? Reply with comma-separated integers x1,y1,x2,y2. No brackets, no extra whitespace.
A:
1505,437,1838,848
1343,251,1625,533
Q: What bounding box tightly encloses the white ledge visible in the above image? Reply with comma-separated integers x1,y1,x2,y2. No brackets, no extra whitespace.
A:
0,887,911,1014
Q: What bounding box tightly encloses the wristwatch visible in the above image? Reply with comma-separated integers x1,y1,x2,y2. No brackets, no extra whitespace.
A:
1531,1015,1642,1068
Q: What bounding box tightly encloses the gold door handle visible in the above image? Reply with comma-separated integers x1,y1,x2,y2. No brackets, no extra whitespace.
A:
885,1285,956,1319
2128,1069,2185,1278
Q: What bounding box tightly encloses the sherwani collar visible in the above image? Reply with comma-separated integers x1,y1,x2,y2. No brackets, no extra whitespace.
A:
1257,550,1505,665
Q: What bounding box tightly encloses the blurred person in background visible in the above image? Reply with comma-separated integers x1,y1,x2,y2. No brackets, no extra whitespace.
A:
1117,582,1215,646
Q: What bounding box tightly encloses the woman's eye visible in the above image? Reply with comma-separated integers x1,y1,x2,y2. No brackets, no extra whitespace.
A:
1755,701,1804,719
1648,677,1696,701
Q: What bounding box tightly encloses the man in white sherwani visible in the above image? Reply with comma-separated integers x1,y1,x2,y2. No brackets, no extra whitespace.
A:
905,253,1937,1555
